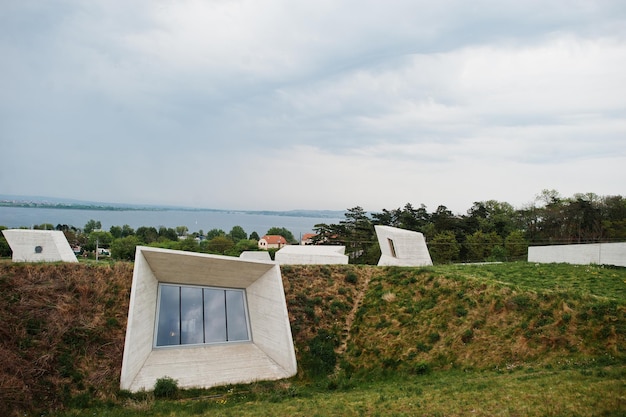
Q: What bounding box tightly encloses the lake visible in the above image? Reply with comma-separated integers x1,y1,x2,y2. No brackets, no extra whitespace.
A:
0,207,341,241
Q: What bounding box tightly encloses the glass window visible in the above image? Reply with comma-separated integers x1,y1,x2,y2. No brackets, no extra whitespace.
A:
155,284,250,347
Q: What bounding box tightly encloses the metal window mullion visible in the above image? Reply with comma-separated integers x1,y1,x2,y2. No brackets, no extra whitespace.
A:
223,290,228,341
202,288,206,344
178,286,182,345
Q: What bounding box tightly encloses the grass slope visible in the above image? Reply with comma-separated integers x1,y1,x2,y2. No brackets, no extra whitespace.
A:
0,261,624,416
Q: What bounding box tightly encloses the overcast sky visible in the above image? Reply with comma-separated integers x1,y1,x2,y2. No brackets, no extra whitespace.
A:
1,1,625,213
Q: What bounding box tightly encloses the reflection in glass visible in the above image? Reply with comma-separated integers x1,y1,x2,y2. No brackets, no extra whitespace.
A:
204,289,227,343
226,290,249,341
156,284,249,347
156,285,180,346
181,287,204,344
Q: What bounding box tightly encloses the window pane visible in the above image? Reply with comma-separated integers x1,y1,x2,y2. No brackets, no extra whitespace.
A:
180,287,204,345
204,289,227,343
226,290,249,341
156,285,180,346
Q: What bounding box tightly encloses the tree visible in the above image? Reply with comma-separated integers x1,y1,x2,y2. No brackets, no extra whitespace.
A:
110,225,123,239
205,228,226,240
121,224,135,237
158,226,178,242
206,236,234,254
85,230,113,252
175,226,189,237
249,231,260,241
228,226,247,242
84,219,101,234
0,226,10,257
430,205,459,235
136,226,159,244
428,231,460,264
111,235,140,260
505,230,528,260
178,236,199,252
339,206,375,263
465,231,502,262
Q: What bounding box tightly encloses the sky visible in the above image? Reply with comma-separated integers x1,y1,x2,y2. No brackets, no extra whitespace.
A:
1,0,625,214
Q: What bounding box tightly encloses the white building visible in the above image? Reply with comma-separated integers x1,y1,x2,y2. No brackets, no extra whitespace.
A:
120,246,297,392
375,225,433,267
2,229,78,263
528,242,626,267
275,245,349,265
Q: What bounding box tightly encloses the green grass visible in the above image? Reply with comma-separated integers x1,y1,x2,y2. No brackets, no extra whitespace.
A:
4,261,626,416
52,366,626,416
435,262,626,299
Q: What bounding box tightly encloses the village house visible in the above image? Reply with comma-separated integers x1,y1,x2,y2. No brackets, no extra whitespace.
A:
258,235,288,250
300,233,316,245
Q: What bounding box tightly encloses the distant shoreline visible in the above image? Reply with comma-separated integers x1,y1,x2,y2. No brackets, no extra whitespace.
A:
0,199,343,219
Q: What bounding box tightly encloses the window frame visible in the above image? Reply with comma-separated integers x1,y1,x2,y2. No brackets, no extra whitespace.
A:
153,282,252,349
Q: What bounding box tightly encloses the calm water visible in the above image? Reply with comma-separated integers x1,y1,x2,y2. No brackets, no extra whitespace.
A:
0,207,340,240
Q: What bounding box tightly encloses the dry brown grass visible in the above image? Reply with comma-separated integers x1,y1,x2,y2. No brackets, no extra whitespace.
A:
1,261,624,416
0,261,133,417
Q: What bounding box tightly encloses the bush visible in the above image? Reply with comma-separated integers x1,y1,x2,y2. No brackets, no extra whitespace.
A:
302,329,339,377
154,376,179,399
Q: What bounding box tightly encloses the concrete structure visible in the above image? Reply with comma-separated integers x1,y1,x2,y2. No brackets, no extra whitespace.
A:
528,242,626,267
239,251,272,261
375,225,433,267
120,246,297,392
275,245,349,265
258,235,288,250
1,229,78,263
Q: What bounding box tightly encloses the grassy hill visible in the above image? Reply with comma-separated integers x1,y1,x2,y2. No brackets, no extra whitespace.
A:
1,261,624,416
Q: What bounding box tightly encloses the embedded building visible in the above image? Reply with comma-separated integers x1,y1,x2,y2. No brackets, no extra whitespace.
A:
375,225,433,267
120,246,297,392
528,242,626,267
239,251,272,261
1,229,78,263
274,245,349,265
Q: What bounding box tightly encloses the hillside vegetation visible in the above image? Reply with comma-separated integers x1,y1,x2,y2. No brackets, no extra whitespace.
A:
1,261,625,416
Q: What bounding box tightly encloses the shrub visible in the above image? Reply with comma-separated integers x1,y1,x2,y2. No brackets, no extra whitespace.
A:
154,376,179,399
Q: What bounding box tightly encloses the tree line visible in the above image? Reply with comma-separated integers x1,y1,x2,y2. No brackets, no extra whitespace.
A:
0,221,295,261
1,190,624,264
312,190,626,264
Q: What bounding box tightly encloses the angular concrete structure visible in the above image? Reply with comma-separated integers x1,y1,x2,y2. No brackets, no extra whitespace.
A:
528,242,626,267
120,246,297,392
1,229,78,263
239,251,272,261
275,245,349,265
375,225,433,267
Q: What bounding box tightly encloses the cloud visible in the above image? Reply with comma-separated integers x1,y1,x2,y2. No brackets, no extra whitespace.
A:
0,0,625,212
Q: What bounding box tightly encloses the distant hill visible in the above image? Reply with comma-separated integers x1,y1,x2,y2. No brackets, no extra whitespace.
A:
0,195,344,219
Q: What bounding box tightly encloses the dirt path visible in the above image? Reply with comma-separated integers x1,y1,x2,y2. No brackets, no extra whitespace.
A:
335,267,375,365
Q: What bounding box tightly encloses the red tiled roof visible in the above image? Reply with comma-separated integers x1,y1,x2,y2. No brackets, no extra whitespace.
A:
261,235,287,244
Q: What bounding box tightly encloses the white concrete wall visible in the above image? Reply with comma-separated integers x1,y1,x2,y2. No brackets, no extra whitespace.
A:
375,225,433,266
2,229,78,262
528,242,626,267
275,245,349,265
240,251,272,261
120,246,297,392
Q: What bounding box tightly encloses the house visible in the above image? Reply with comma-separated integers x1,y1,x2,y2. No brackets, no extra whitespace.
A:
258,235,288,250
300,233,317,245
